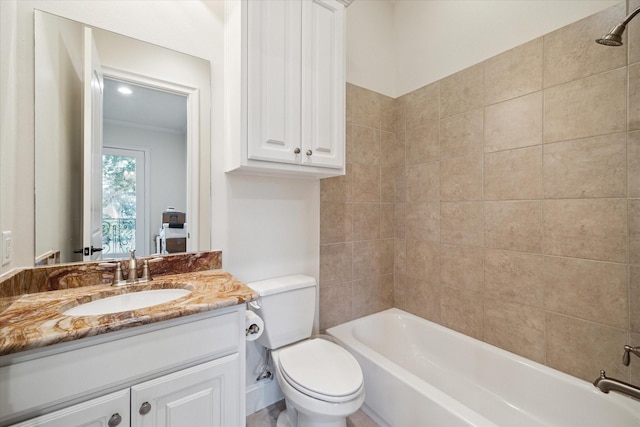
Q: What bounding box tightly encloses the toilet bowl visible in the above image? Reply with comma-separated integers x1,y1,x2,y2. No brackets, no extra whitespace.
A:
247,275,365,427
273,338,365,427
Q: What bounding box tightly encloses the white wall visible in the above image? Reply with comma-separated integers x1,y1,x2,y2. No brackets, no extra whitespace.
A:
0,0,26,274
347,0,621,97
34,13,83,263
345,0,395,97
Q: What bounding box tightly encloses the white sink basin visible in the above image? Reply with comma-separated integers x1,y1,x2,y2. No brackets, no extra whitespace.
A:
63,289,191,316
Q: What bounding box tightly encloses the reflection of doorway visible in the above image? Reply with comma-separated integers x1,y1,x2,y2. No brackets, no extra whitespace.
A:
102,76,188,257
34,11,210,265
102,147,147,257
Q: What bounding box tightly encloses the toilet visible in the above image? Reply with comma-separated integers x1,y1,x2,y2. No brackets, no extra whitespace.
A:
248,275,365,427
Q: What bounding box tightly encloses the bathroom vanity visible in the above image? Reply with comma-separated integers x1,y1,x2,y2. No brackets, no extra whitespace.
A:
3,309,242,427
0,255,257,427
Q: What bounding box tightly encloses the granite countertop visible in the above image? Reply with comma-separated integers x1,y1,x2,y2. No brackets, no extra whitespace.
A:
0,269,258,356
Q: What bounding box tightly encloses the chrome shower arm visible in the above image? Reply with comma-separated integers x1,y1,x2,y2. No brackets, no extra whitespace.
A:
596,6,640,46
621,6,640,26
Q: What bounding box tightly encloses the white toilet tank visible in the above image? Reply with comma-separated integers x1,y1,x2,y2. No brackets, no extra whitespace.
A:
247,275,317,350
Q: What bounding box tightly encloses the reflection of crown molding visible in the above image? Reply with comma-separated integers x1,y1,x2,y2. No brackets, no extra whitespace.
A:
336,0,355,7
104,118,187,135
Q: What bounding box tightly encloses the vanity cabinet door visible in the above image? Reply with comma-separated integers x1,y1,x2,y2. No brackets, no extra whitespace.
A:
10,389,130,427
131,354,240,427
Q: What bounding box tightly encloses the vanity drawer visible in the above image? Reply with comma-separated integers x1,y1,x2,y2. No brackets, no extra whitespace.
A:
0,307,242,426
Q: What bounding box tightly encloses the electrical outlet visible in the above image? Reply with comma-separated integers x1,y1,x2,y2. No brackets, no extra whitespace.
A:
2,231,12,266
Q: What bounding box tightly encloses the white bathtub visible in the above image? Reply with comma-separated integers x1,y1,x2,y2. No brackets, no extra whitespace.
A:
326,308,640,427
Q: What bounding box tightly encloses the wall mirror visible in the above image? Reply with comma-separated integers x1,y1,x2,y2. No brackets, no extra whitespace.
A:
34,10,211,265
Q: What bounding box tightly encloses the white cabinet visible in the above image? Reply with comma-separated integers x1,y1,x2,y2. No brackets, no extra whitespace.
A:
11,390,130,427
12,356,239,427
132,355,239,427
2,307,245,427
226,0,346,178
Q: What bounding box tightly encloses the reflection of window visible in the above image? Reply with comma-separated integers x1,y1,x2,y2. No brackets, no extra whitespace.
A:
102,147,146,257
102,217,135,255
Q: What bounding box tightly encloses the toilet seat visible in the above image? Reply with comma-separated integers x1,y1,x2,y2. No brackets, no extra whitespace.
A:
277,338,363,403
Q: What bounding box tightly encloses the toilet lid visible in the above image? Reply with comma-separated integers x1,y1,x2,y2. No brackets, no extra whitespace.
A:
278,338,363,403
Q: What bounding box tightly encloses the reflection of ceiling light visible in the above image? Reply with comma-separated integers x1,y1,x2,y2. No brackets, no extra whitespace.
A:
117,86,132,95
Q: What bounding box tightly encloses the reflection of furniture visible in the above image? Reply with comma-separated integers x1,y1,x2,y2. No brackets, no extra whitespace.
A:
34,250,60,266
157,210,187,254
158,223,188,254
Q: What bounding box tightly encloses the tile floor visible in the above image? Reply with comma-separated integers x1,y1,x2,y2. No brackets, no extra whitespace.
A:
246,400,380,427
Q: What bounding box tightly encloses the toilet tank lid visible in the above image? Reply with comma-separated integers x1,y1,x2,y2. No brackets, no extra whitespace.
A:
247,274,316,296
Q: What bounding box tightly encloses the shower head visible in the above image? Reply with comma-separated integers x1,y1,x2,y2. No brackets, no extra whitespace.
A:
596,6,640,46
596,23,626,46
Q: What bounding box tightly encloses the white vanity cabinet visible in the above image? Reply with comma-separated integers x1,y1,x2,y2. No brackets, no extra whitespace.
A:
10,390,131,427
225,0,346,178
131,355,239,427
11,357,239,427
2,307,245,427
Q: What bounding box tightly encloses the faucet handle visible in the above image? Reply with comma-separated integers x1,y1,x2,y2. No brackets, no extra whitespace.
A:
141,260,152,282
110,261,125,286
98,261,126,286
144,257,163,280
622,345,640,366
623,345,640,366
624,347,631,366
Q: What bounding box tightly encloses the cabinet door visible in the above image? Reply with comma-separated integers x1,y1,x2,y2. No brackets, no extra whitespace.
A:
10,389,130,427
301,0,345,169
247,0,303,164
131,354,240,427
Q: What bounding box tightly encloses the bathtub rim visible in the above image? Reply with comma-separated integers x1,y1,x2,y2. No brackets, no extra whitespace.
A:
326,308,640,425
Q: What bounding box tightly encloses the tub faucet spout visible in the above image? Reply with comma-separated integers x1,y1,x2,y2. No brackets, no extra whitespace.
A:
593,370,640,401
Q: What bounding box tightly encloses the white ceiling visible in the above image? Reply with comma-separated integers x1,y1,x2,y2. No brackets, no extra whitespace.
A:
103,77,187,133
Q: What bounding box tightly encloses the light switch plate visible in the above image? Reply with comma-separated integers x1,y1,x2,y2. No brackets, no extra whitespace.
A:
2,231,12,266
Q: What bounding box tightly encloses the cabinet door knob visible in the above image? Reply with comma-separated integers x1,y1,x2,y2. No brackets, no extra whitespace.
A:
294,147,301,154
306,150,313,156
139,401,152,415
108,413,122,427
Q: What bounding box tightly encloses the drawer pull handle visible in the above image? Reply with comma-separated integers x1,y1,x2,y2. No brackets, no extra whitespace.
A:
139,402,152,415
108,413,122,427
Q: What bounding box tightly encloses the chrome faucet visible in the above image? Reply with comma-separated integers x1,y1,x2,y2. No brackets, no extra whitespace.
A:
110,250,154,286
623,345,640,366
593,370,640,401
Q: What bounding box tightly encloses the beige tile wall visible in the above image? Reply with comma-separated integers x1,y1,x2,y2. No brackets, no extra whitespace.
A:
319,84,396,330
321,0,640,383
